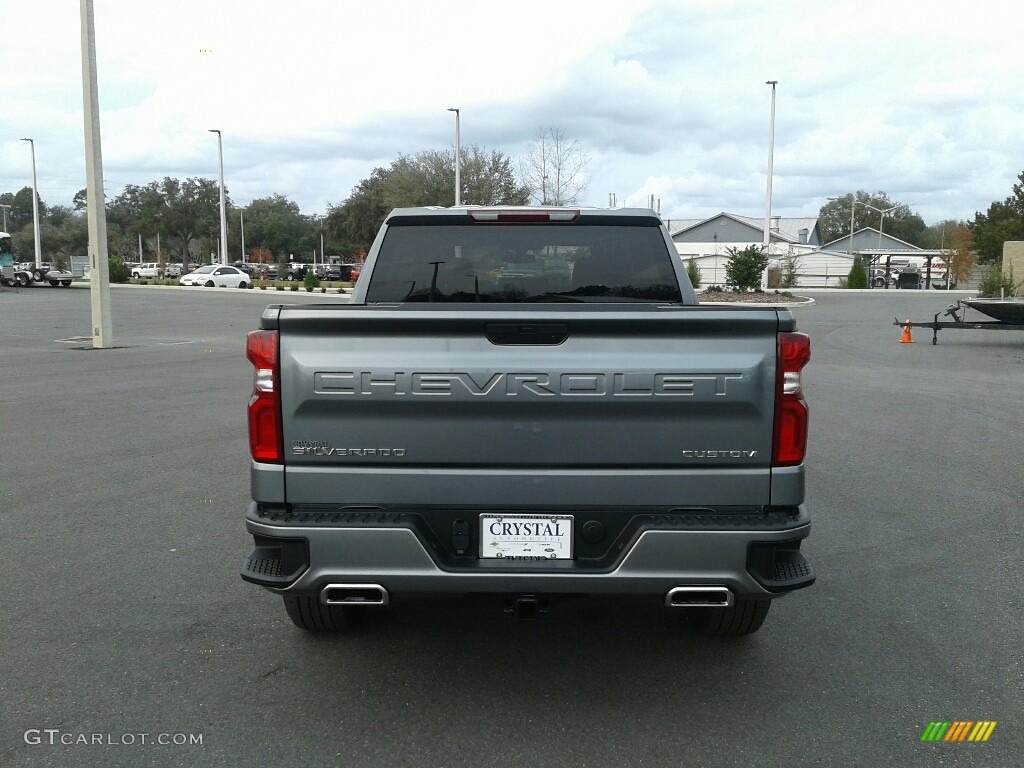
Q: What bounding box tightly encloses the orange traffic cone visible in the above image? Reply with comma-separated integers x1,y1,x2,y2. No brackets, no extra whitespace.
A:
900,321,914,344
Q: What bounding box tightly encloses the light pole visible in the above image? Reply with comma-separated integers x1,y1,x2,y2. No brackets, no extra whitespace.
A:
447,108,460,206
208,129,228,265
762,81,778,289
862,202,899,249
240,209,245,263
848,200,858,256
80,0,113,348
318,215,325,264
862,201,899,288
0,203,10,231
20,138,43,269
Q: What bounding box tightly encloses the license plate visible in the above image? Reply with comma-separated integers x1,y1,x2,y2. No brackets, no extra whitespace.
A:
479,515,573,560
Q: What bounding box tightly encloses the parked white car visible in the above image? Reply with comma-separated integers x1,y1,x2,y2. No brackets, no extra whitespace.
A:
179,265,251,288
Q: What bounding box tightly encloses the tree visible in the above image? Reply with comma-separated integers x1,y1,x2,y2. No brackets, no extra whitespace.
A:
971,171,1024,262
943,224,978,287
327,147,528,253
155,177,226,262
460,147,530,206
686,258,701,289
10,186,47,232
519,126,589,205
240,195,310,262
817,191,925,246
724,245,768,291
919,219,964,250
846,255,868,288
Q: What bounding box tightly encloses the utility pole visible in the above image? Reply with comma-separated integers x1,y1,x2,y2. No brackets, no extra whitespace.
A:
209,129,228,265
447,108,461,206
762,80,778,290
19,138,43,270
79,0,113,348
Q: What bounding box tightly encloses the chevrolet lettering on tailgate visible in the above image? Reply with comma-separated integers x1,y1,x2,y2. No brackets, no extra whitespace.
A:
313,371,745,397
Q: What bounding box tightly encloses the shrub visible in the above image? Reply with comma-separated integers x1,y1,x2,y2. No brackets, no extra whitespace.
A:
978,263,1022,298
780,254,802,288
303,271,320,291
686,258,701,289
846,255,868,289
724,245,769,291
276,286,285,291
108,256,131,284
290,284,299,292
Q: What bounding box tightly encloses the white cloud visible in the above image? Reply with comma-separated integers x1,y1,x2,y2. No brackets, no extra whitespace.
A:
2,0,1023,226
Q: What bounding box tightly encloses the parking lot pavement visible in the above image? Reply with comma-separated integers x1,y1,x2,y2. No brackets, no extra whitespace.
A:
2,288,1021,767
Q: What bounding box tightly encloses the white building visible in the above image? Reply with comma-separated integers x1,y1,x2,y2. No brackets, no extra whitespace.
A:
670,212,949,288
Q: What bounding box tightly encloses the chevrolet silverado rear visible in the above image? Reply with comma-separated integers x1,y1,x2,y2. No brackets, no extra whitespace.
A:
241,207,814,635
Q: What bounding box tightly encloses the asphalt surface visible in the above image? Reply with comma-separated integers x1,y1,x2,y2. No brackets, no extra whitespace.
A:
2,285,1021,768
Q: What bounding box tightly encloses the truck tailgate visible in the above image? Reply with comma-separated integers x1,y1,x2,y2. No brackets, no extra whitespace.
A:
273,306,786,508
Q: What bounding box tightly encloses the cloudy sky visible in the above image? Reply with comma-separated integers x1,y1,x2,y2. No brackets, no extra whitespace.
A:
2,0,1021,226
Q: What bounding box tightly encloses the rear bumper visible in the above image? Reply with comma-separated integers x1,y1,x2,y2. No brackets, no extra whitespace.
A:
241,502,813,599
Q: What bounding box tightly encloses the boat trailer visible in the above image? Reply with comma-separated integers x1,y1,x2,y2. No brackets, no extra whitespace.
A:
894,301,1024,345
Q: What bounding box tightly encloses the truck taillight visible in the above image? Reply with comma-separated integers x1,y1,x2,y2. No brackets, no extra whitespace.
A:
772,332,810,467
247,330,283,463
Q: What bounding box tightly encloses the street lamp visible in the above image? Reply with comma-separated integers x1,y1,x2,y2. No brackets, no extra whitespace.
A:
208,129,228,265
762,81,778,289
0,203,10,231
861,201,900,288
862,202,899,249
447,108,460,206
318,214,325,265
20,138,43,269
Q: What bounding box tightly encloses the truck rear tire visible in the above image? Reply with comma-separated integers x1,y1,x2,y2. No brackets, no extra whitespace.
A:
283,595,362,632
692,597,771,636
16,273,30,287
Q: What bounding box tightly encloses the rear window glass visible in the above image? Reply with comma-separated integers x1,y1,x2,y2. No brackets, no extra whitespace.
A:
364,223,681,303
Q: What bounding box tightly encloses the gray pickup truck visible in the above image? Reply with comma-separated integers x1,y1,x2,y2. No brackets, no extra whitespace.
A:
241,207,814,635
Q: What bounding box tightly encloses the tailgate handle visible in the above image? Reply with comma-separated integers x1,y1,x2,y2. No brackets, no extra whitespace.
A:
486,323,568,345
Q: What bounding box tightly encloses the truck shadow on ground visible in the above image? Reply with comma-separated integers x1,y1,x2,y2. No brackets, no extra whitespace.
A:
254,594,791,709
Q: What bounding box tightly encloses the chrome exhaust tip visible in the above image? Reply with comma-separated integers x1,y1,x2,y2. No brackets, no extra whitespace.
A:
321,583,389,606
665,586,733,608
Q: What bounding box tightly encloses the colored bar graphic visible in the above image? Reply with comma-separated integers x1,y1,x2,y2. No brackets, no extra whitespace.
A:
922,721,996,742
969,722,997,742
945,721,972,741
